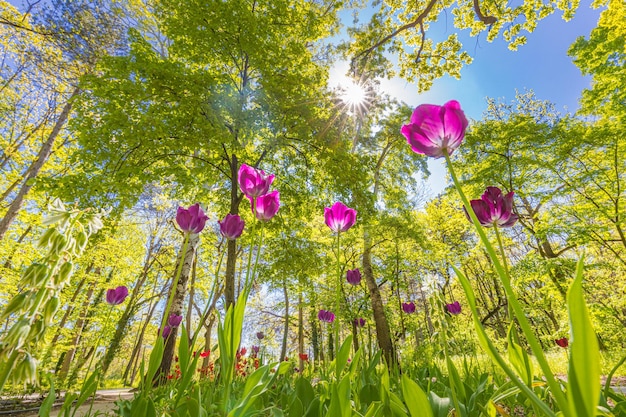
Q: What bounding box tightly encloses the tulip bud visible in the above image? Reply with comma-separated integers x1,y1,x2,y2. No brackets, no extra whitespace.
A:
54,261,73,287
0,293,27,320
43,296,60,325
5,318,31,350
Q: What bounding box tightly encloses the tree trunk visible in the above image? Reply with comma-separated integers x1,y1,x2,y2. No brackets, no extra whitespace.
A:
123,286,160,386
0,87,79,241
298,292,304,370
57,276,97,386
362,230,396,367
225,154,239,309
280,278,289,361
155,232,199,384
311,307,320,363
41,272,88,367
2,225,32,269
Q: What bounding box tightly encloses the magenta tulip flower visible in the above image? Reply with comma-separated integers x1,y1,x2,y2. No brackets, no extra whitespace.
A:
255,191,280,221
324,201,357,233
346,268,361,285
168,313,183,327
466,187,518,228
251,345,260,354
162,325,172,339
176,203,209,234
219,214,245,240
106,286,128,305
446,301,462,315
317,309,335,323
353,318,366,327
238,164,275,199
401,100,468,158
402,302,416,314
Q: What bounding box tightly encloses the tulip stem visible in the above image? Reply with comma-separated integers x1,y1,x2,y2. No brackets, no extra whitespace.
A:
444,150,570,416
190,248,226,345
334,231,341,361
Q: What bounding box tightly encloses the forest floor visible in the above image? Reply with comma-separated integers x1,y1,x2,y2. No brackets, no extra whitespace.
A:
0,389,133,417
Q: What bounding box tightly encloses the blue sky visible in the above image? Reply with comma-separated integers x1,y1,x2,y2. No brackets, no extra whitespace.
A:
340,2,604,196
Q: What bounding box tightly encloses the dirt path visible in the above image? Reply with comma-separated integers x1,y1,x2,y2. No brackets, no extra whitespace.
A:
1,389,134,417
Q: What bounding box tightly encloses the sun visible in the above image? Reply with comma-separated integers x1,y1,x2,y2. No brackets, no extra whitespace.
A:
338,77,372,116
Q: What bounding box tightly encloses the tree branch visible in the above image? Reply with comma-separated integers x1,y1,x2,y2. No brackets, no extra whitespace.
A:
352,0,439,64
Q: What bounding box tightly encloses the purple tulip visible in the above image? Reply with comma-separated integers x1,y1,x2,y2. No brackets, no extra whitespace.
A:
401,100,468,158
176,203,209,234
255,191,280,221
168,313,183,327
465,187,518,228
353,318,366,327
346,268,361,285
317,309,335,323
238,164,275,199
446,301,462,315
251,345,260,354
106,286,128,305
162,325,172,339
256,331,265,340
219,214,245,240
324,202,357,233
402,302,416,314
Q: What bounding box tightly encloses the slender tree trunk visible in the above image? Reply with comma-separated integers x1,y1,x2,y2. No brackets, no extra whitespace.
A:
0,87,79,241
298,292,304,370
351,320,359,352
100,277,148,375
225,154,239,309
2,225,32,269
42,273,88,366
280,278,289,361
201,316,216,371
362,230,396,367
155,233,199,384
123,287,160,386
311,307,320,363
57,277,97,386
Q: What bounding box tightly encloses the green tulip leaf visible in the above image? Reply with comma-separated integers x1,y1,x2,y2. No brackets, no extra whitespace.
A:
401,374,433,417
567,255,600,417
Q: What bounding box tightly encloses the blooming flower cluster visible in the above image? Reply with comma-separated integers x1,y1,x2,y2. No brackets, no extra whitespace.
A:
353,317,366,327
162,313,183,339
238,164,280,221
